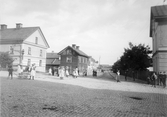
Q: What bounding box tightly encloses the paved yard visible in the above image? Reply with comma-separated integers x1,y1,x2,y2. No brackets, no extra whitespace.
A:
0,71,167,117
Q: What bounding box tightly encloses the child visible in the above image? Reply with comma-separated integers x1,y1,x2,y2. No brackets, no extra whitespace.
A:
8,65,13,79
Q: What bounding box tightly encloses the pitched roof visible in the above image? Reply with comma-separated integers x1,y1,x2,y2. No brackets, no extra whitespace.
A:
47,53,60,58
58,46,89,57
46,58,60,65
150,5,167,37
151,5,167,17
1,27,38,40
0,27,50,48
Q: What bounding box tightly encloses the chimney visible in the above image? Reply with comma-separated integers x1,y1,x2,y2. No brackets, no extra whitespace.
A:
76,46,80,49
72,44,76,48
1,24,7,30
16,23,23,28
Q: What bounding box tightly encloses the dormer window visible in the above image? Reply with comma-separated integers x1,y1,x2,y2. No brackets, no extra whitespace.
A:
35,37,38,44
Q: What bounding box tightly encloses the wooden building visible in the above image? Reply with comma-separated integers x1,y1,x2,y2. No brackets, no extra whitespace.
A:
58,44,89,75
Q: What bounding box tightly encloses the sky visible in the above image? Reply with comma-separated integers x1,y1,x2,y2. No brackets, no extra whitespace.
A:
1,0,166,65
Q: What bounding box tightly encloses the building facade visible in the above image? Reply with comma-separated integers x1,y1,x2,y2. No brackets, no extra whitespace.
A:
150,5,167,73
0,23,49,72
46,52,60,72
58,44,89,75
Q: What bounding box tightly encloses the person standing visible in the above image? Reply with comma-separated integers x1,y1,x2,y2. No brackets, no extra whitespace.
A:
8,65,13,79
65,66,69,77
30,63,36,80
59,66,65,79
51,67,54,76
49,67,52,75
73,68,76,78
75,67,79,78
116,71,120,82
159,72,163,86
17,64,21,78
162,71,166,88
151,72,157,88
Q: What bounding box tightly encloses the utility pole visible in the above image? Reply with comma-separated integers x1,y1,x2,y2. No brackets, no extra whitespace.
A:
99,56,101,65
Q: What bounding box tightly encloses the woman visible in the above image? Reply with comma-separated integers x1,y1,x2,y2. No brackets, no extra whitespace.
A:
49,67,52,75
17,64,22,78
59,66,65,79
75,67,79,78
116,71,120,82
65,66,69,77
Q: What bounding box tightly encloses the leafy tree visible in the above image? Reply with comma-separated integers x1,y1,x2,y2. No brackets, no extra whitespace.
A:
111,59,121,73
0,52,14,68
112,42,152,80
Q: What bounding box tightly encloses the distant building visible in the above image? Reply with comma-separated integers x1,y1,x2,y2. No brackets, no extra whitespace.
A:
87,56,98,70
0,23,50,72
58,44,89,74
150,5,167,73
99,64,112,71
46,52,60,71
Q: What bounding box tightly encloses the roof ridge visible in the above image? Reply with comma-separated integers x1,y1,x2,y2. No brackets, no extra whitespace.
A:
0,27,39,30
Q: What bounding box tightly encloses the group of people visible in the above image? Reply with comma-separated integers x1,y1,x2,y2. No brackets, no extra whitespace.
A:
148,71,166,88
48,66,79,79
7,63,36,80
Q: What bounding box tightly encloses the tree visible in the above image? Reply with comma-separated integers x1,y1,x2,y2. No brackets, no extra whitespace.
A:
112,42,152,80
111,59,121,73
0,52,14,68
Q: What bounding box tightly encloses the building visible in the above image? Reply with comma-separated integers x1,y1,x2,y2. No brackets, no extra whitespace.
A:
46,52,60,72
58,44,89,74
0,23,50,72
150,5,167,73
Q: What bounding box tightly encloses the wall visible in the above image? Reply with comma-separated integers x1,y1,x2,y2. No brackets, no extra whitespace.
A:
152,21,167,73
25,29,47,47
60,55,78,74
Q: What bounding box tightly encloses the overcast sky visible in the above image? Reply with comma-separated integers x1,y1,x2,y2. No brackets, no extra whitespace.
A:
1,0,166,65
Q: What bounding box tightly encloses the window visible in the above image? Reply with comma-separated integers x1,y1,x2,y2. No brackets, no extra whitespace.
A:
40,49,42,57
35,37,38,44
78,56,81,63
9,46,14,54
39,60,42,66
28,47,31,55
67,49,72,55
66,57,72,63
27,59,31,66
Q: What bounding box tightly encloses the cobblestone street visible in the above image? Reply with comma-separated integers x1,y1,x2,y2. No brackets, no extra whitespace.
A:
0,71,167,117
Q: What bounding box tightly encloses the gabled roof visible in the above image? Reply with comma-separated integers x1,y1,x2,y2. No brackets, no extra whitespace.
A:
58,46,89,57
150,5,167,37
46,58,60,65
47,53,60,58
0,27,50,48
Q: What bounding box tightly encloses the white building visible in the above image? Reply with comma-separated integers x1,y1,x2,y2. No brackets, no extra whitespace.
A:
0,23,50,72
150,5,167,73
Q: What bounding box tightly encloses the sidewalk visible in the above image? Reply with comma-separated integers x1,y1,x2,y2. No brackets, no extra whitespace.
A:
1,71,167,94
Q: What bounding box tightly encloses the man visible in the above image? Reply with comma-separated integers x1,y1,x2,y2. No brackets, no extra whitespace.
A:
162,71,166,88
151,72,157,88
8,65,13,79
